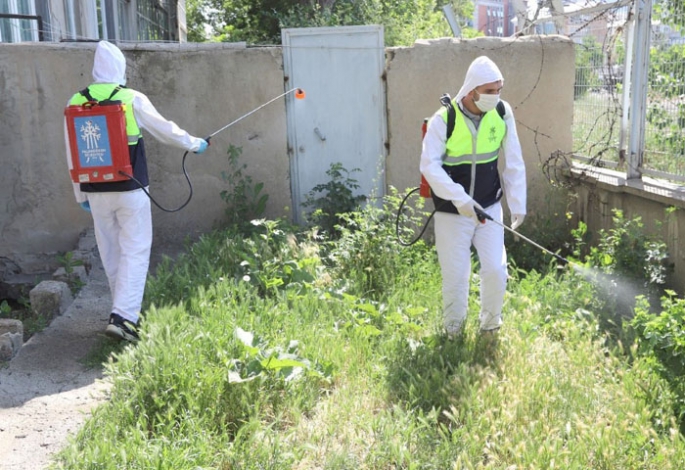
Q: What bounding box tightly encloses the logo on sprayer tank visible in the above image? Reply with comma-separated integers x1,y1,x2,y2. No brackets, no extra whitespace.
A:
75,115,113,167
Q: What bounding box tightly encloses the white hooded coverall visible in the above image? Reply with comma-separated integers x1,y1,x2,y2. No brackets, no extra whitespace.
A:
64,41,206,324
420,56,527,334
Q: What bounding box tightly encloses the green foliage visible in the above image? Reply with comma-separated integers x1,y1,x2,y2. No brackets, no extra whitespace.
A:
632,292,685,429
56,251,82,274
301,162,366,238
654,0,685,29
0,300,10,316
188,0,475,46
219,144,269,232
506,209,576,273
56,251,85,293
580,209,669,293
145,219,321,306
574,35,603,98
55,199,685,468
325,187,433,299
230,326,333,383
568,209,670,345
647,42,685,162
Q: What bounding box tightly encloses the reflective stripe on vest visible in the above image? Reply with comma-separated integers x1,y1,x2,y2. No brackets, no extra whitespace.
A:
439,104,506,166
69,84,142,145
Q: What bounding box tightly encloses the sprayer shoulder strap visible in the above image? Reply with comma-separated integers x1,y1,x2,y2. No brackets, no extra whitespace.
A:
79,86,123,103
442,94,507,140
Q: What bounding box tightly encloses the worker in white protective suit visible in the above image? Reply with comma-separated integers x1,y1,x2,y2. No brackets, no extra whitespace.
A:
420,56,526,338
64,41,209,342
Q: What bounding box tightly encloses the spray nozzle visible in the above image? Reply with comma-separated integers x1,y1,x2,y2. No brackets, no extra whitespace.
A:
295,88,306,99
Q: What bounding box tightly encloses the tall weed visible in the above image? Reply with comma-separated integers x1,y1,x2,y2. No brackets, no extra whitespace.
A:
326,187,433,300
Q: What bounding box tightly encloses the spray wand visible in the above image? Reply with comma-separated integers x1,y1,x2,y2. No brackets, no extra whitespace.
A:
132,87,306,213
204,87,306,144
474,207,572,265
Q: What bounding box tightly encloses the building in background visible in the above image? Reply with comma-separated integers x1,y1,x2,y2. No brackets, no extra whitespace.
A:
473,0,517,37
0,0,187,43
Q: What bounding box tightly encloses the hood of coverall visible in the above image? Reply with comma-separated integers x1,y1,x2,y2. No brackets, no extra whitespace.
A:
454,56,504,105
92,41,127,85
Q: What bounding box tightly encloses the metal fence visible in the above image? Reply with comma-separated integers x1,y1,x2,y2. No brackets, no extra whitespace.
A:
571,0,685,182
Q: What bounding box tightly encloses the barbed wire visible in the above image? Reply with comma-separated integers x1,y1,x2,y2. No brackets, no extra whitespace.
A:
536,2,631,192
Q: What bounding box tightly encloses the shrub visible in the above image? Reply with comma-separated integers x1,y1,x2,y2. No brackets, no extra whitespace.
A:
632,292,685,430
220,144,269,232
301,162,366,239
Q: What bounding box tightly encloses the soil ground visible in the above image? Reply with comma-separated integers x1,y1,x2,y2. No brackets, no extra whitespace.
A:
0,244,182,470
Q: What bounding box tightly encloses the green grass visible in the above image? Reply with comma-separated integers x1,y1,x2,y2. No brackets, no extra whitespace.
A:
51,206,685,469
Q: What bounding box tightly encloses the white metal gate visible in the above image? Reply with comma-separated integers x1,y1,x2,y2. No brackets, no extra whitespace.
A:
282,25,387,224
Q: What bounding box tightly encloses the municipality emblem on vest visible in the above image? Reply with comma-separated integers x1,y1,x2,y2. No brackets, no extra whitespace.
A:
488,125,498,143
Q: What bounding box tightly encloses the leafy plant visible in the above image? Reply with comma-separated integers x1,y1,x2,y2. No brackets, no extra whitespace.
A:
301,162,366,239
568,209,671,344
56,251,82,275
326,190,431,299
632,292,685,429
230,327,333,383
220,144,269,232
574,35,603,99
506,208,576,274
145,219,322,308
55,251,86,293
585,209,669,292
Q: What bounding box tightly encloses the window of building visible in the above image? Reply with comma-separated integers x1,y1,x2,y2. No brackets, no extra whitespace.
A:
0,0,38,42
137,0,173,41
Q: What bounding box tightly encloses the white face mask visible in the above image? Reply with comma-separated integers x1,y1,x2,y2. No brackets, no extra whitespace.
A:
474,92,500,113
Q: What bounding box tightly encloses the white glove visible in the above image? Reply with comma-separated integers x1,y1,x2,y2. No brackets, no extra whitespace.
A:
455,198,484,222
511,214,525,231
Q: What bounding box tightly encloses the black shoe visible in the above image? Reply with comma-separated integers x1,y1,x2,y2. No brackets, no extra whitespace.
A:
105,313,140,342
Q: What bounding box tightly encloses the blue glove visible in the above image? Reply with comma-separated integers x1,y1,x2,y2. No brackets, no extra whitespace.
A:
194,140,209,154
79,201,91,213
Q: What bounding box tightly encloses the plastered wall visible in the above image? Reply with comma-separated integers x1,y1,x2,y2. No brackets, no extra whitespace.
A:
2,36,578,279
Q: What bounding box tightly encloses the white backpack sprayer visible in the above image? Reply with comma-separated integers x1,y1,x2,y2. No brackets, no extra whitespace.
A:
65,87,306,212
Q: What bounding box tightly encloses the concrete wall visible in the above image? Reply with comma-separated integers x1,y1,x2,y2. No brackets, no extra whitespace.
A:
2,36,579,284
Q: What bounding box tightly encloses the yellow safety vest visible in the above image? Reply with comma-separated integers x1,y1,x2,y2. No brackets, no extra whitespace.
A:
69,84,142,145
440,104,506,166
431,102,507,213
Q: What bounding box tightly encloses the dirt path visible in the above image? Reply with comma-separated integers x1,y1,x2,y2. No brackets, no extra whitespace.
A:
0,257,112,469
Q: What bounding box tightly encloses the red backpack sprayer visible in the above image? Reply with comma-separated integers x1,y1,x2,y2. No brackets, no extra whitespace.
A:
396,93,573,266
65,87,306,212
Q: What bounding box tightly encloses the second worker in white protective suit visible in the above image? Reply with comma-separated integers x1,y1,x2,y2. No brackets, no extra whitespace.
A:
420,55,527,338
64,41,209,342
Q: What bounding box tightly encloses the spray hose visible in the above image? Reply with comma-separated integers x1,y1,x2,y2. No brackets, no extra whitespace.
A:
395,187,572,265
122,87,306,213
395,187,437,246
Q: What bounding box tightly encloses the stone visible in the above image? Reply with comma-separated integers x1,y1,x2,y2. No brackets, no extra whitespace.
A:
0,331,23,360
0,334,14,361
0,318,23,336
29,280,73,320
